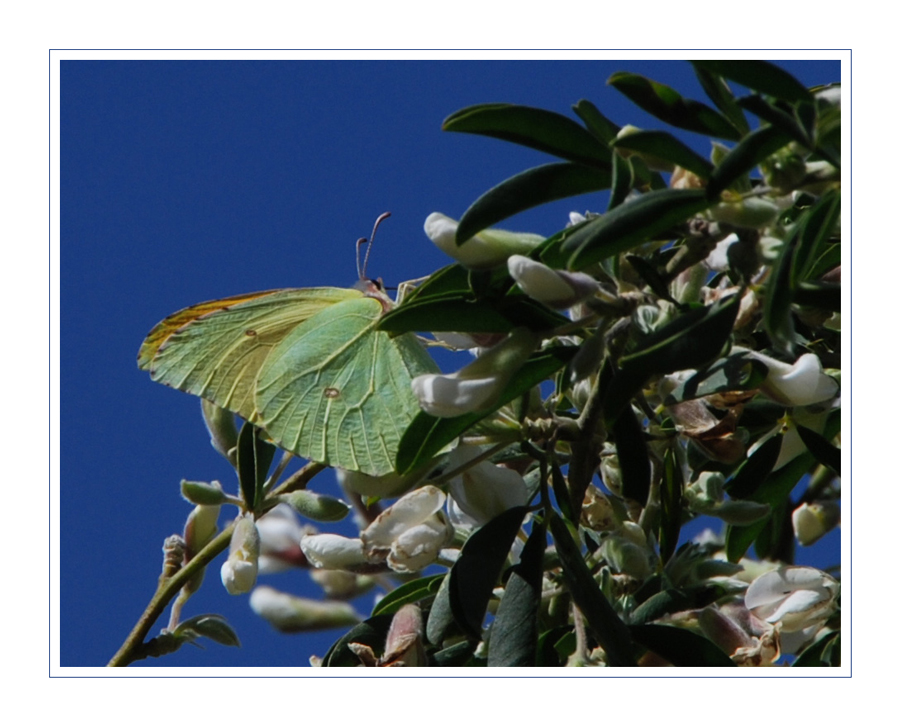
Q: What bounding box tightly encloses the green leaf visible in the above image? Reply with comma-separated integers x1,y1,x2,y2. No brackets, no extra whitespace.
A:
612,130,714,180
400,264,471,305
455,163,612,245
175,614,241,648
431,640,478,667
659,447,684,564
371,574,445,617
549,512,636,666
661,352,768,404
797,426,841,475
612,404,650,505
793,282,840,312
442,103,612,169
562,188,713,270
425,574,456,646
691,60,813,105
706,125,793,197
571,99,620,144
793,631,840,667
793,190,841,285
487,519,547,667
379,293,569,335
236,422,276,511
608,152,634,211
603,294,741,424
396,346,576,474
630,624,736,666
447,506,529,638
607,72,741,141
321,615,394,667
691,64,751,135
737,95,811,148
725,433,783,499
763,223,800,355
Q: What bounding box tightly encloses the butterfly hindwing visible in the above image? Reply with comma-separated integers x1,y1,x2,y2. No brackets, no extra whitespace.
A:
255,296,438,476
138,287,362,421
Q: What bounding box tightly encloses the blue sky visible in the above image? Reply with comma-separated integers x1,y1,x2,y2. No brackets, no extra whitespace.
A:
60,58,841,668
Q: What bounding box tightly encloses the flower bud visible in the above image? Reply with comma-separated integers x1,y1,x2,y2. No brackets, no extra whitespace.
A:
201,399,238,463
180,479,227,506
411,328,539,418
709,197,781,229
507,255,599,308
256,503,313,573
601,533,652,579
280,490,350,523
221,515,260,595
424,212,544,270
792,501,840,546
249,586,360,633
599,449,623,496
183,488,222,560
309,568,374,600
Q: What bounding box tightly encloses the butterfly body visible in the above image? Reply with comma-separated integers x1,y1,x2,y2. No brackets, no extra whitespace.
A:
138,284,437,476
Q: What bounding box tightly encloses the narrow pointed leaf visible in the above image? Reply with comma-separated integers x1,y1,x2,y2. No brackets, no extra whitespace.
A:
572,99,620,144
659,447,683,564
396,346,576,474
236,422,276,511
707,125,793,197
630,624,736,666
487,519,547,666
175,614,241,648
563,188,712,270
432,640,478,666
608,151,634,210
456,163,612,245
692,60,813,104
725,433,782,499
691,64,751,135
793,630,840,667
607,72,741,141
426,573,455,646
372,574,446,617
793,190,841,285
738,95,811,148
612,130,714,180
662,352,768,404
443,103,612,169
797,425,841,476
549,512,636,666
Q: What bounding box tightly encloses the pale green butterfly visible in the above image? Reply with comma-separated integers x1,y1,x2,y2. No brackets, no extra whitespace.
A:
137,214,438,476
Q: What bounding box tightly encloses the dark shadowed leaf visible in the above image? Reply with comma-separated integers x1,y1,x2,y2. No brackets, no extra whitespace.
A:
443,103,612,169
659,447,684,564
725,431,782,499
793,630,840,667
692,60,813,104
763,222,799,355
572,99,621,144
706,125,793,197
549,512,636,666
607,72,741,141
603,294,741,424
612,404,651,505
426,574,456,646
662,352,768,404
379,293,569,335
562,188,712,270
431,640,478,667
372,574,446,617
488,519,547,667
447,507,529,638
737,95,811,149
797,426,841,475
793,190,841,285
630,624,736,666
608,152,634,210
396,346,576,474
455,163,612,245
613,130,714,180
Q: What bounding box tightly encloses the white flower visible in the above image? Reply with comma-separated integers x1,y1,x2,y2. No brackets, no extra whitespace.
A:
507,255,599,308
424,212,544,269
361,485,454,573
220,515,260,595
705,233,739,272
256,503,313,574
446,444,530,526
411,327,538,418
742,349,838,406
249,586,360,633
744,566,839,633
300,533,370,572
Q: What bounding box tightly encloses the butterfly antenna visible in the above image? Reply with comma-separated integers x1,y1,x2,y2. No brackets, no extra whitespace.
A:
360,211,391,280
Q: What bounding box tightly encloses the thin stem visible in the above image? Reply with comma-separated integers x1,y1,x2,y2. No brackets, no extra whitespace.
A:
107,523,235,667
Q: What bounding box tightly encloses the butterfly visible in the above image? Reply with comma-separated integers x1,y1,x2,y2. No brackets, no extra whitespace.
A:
137,214,438,477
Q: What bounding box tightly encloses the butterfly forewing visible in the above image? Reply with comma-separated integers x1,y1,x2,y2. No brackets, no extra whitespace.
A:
139,287,362,421
255,296,439,476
